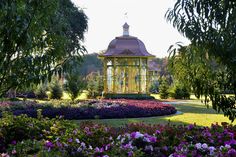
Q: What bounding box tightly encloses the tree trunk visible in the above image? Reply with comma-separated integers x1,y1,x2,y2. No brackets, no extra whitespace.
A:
7,88,16,99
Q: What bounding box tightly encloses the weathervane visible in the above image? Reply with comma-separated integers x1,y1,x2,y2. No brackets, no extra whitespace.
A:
124,12,128,21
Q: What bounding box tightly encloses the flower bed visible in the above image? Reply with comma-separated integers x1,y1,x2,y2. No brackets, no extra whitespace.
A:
1,113,236,157
0,99,176,119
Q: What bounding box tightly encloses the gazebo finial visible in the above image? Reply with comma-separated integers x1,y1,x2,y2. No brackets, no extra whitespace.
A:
123,22,129,36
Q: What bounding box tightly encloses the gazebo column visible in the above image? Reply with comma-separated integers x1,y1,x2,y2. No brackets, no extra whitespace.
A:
146,58,149,94
138,58,141,93
112,57,116,93
103,59,108,93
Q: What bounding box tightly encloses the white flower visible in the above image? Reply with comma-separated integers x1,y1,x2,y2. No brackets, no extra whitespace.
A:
121,138,125,143
89,145,93,150
202,143,208,149
75,138,80,144
225,144,231,149
195,143,202,149
220,146,224,150
117,135,121,140
77,148,82,152
208,146,215,156
143,137,150,142
103,155,109,157
135,132,144,139
81,142,86,148
145,145,153,151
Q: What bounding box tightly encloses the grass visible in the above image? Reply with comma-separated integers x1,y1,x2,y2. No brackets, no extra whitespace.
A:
74,95,236,127
62,90,88,100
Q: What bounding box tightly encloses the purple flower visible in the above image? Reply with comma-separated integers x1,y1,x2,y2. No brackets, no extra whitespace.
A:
149,136,157,143
68,138,73,143
122,143,133,149
228,149,236,157
225,139,236,145
187,124,194,130
11,140,16,145
128,151,133,157
155,130,161,134
56,141,62,147
45,140,54,148
130,132,143,139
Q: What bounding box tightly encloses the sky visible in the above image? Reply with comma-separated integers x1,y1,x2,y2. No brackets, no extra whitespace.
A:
72,0,190,58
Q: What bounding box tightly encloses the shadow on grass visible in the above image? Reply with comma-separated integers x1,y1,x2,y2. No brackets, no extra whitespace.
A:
172,103,222,115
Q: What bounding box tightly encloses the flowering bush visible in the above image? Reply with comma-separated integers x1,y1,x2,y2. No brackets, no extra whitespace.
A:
1,113,236,157
0,99,176,119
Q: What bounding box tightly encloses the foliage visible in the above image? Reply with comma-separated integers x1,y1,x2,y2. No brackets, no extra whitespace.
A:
0,111,76,153
35,83,48,99
166,0,236,121
2,114,236,156
78,53,103,77
64,74,86,101
169,84,190,99
86,72,104,98
49,78,63,99
0,0,88,97
149,81,159,94
104,94,155,100
16,84,37,98
159,78,169,99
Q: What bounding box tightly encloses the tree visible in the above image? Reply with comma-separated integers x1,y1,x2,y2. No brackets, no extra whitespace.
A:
166,0,236,120
49,78,63,100
159,77,169,99
64,74,86,101
0,0,88,97
86,72,104,98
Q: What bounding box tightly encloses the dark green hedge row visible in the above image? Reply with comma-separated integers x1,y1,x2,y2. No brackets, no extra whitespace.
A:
104,94,155,100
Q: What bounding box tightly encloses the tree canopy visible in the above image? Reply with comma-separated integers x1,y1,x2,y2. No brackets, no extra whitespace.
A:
0,0,88,96
166,0,236,120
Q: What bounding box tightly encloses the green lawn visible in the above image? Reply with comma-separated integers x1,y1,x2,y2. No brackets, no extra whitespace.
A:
74,97,236,127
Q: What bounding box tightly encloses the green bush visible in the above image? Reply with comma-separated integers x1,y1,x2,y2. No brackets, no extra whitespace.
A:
104,94,155,100
86,72,104,98
169,85,190,99
49,78,63,99
0,111,76,152
159,78,169,99
35,83,48,99
149,81,159,94
64,74,86,101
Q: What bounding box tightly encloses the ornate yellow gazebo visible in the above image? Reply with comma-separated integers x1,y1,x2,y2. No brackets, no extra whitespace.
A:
99,23,155,95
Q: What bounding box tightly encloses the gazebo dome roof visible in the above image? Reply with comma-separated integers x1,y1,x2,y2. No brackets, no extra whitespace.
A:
100,23,155,58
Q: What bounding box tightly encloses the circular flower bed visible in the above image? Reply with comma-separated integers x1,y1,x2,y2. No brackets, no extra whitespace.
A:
0,99,176,119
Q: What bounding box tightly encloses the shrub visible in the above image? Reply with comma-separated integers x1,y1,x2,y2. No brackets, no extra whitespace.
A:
35,83,48,99
0,111,76,152
104,94,155,100
86,72,104,98
149,81,159,94
2,117,236,157
49,78,63,99
64,74,86,101
169,85,190,99
159,78,169,99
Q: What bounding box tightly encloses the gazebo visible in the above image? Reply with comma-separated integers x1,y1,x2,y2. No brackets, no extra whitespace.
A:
98,23,155,95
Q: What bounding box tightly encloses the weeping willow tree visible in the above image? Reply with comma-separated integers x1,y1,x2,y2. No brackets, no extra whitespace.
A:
166,0,236,121
0,0,88,97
